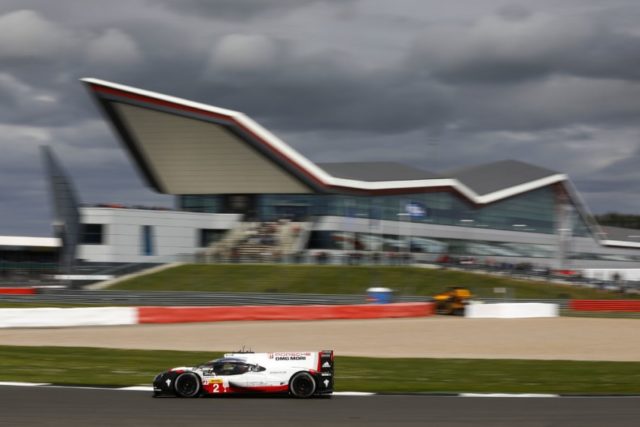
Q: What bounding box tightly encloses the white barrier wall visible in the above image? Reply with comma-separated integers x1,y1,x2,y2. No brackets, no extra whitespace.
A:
78,207,241,263
465,303,559,319
0,307,138,328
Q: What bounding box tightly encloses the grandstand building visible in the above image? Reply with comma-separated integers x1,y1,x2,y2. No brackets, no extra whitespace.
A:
0,236,59,284
78,78,640,271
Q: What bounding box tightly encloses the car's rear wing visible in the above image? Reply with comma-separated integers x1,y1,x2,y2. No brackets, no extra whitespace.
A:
316,350,334,393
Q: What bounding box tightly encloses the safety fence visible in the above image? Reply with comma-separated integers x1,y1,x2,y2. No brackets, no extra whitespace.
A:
5,288,640,312
0,289,428,306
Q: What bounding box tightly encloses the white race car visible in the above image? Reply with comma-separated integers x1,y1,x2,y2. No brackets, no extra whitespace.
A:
153,350,334,398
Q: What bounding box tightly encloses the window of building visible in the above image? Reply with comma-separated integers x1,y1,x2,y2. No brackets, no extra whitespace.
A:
198,229,225,247
179,195,221,213
81,224,104,245
141,225,154,256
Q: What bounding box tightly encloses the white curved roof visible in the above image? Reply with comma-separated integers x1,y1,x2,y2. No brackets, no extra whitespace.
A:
82,78,567,204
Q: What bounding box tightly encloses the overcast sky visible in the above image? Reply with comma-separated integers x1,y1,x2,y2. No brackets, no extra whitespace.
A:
1,0,639,236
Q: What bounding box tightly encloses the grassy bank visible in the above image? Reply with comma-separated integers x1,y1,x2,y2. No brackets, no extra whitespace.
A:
1,346,638,394
111,264,634,300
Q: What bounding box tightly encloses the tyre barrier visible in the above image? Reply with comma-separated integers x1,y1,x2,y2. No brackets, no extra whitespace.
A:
0,302,434,328
569,300,640,312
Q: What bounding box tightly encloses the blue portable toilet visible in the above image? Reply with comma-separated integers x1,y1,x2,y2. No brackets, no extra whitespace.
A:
366,287,394,304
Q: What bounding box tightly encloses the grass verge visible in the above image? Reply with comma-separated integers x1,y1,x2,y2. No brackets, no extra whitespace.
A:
110,264,637,300
1,346,638,394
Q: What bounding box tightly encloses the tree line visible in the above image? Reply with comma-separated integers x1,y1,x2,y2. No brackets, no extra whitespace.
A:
594,213,640,230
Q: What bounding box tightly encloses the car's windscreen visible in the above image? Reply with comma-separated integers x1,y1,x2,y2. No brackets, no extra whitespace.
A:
198,358,265,375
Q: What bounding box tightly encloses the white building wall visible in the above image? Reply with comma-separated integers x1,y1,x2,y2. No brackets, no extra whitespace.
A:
78,207,240,263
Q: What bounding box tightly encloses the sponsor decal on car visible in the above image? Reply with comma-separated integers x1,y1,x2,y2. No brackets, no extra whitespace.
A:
268,352,311,361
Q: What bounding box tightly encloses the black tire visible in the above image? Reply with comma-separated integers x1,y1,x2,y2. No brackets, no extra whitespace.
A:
174,372,201,398
289,371,317,398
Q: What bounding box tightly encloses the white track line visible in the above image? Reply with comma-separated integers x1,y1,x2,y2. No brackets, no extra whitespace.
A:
461,393,558,398
118,386,154,391
333,392,375,396
0,381,50,387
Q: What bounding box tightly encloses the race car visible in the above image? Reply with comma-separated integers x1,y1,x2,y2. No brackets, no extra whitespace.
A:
153,350,334,398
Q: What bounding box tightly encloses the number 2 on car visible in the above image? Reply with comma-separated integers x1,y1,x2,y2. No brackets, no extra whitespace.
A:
208,378,223,393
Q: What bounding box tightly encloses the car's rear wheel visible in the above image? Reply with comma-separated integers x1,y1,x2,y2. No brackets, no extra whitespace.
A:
174,372,201,398
289,372,316,398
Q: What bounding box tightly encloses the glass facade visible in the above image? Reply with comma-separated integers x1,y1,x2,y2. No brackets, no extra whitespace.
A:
319,187,558,234
308,231,448,253
178,186,565,236
174,191,640,264
570,210,592,238
307,230,551,254
305,231,640,263
179,195,221,213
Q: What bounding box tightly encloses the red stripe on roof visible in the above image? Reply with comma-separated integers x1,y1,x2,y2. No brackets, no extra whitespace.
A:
89,84,232,122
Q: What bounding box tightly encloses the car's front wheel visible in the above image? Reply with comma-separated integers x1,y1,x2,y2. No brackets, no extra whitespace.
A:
174,372,201,398
289,372,316,398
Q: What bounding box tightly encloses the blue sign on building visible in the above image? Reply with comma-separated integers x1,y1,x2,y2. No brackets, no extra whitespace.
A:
405,201,429,219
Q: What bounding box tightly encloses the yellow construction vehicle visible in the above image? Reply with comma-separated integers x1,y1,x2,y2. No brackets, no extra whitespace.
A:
433,287,472,315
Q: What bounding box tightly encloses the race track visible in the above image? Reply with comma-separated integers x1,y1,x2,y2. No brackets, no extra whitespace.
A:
1,386,638,427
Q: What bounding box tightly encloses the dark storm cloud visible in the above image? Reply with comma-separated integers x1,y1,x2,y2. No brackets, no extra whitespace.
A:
0,74,90,127
576,143,640,194
200,46,454,134
441,77,640,133
409,5,640,84
1,0,639,237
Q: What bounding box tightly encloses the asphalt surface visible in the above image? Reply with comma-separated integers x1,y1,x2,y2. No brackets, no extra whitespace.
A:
1,386,638,427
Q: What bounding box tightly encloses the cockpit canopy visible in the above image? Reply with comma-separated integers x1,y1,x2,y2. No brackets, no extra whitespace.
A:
199,358,265,376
